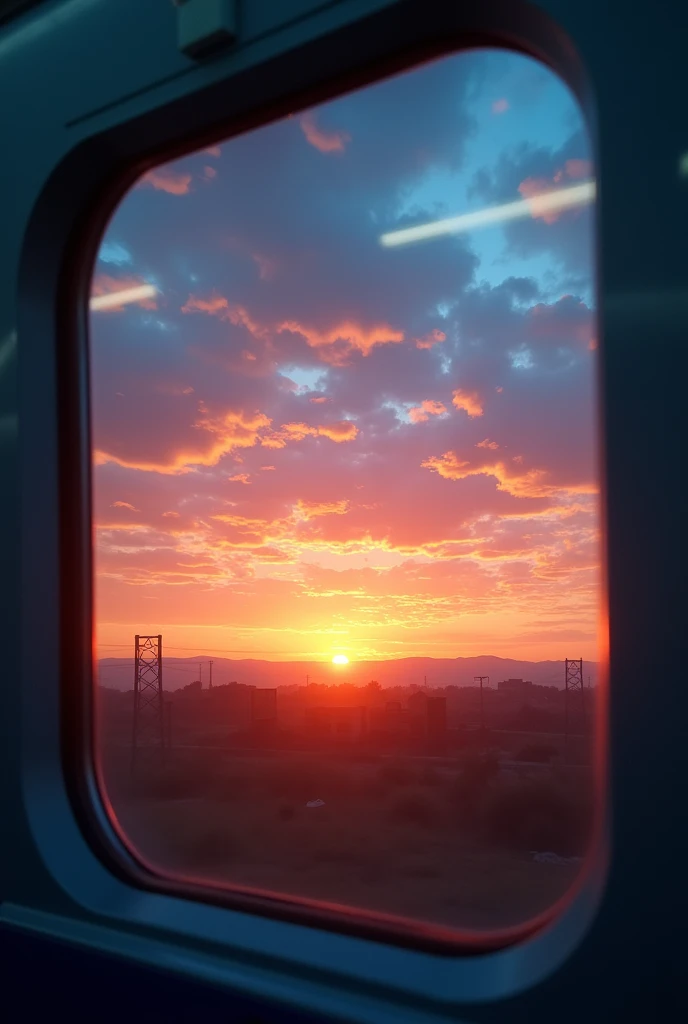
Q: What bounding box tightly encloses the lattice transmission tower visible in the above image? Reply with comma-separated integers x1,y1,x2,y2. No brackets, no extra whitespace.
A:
131,634,164,770
564,657,586,743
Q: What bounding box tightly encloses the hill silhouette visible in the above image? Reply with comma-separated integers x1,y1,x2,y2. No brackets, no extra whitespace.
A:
97,654,598,692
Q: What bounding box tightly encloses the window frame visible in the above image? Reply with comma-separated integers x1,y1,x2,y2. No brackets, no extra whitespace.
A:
7,0,632,1016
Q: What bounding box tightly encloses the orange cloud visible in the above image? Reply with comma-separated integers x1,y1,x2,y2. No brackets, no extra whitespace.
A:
415,329,446,350
317,421,359,442
477,439,499,450
139,167,192,195
228,473,251,484
180,295,403,364
310,396,328,404
262,420,358,447
111,501,139,511
90,275,158,312
408,400,447,423
162,511,180,517
452,389,483,417
261,465,275,471
492,98,509,114
296,499,350,518
180,294,269,340
278,319,404,362
95,408,272,475
299,111,351,153
422,450,597,500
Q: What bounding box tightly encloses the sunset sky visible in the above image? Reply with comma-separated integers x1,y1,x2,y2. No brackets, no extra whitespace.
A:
91,48,599,664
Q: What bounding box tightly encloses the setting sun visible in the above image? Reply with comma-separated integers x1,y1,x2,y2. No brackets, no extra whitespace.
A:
332,654,349,665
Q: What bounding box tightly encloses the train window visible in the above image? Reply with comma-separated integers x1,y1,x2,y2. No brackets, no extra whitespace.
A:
90,46,600,941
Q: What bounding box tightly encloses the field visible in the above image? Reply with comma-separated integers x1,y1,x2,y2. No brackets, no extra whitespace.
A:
100,745,594,932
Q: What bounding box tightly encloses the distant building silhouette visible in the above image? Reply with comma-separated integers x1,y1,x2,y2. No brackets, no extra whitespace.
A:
305,705,367,740
497,678,533,694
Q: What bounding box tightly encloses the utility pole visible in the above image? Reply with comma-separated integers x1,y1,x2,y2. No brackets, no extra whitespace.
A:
565,658,585,763
132,634,164,773
474,676,489,733
209,659,213,689
199,661,202,688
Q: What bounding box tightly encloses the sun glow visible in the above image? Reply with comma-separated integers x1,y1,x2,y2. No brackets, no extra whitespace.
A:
332,654,349,665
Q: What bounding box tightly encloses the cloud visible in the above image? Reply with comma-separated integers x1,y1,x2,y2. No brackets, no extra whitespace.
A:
469,128,593,276
492,98,509,114
421,449,597,499
262,419,358,447
276,319,405,364
297,499,350,518
111,500,140,511
228,473,251,484
138,167,193,195
299,111,351,153
477,439,499,449
452,389,484,417
408,399,447,423
414,329,446,350
98,241,132,266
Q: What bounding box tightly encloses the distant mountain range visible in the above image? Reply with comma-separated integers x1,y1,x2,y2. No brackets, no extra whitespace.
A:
97,655,598,692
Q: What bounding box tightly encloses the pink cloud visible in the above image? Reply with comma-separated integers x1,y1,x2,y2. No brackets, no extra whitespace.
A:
252,254,275,280
299,111,351,154
204,146,221,158
138,167,192,195
111,500,139,511
203,165,217,180
414,329,446,350
452,389,484,417
565,159,593,179
228,473,251,484
408,399,447,423
492,98,509,114
477,439,499,450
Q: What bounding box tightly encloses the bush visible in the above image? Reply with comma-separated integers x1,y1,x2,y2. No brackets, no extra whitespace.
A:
388,789,443,829
482,778,592,855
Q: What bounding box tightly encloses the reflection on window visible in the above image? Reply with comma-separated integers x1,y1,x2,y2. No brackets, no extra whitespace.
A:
91,48,599,937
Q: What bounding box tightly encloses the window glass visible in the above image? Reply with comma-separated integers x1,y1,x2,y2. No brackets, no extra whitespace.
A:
91,47,600,936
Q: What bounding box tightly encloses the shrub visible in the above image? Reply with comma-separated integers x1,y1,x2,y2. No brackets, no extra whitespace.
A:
482,777,592,855
388,789,443,829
